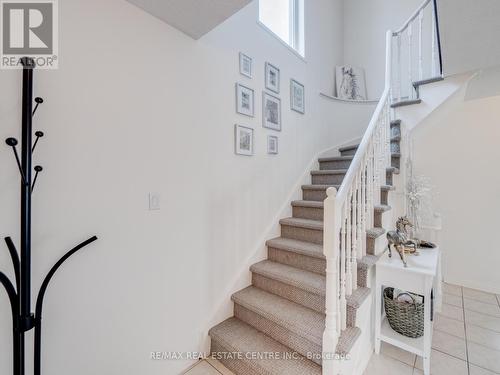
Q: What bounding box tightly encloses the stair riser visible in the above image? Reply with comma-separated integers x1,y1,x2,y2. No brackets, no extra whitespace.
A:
292,206,324,221
347,306,357,328
340,148,357,157
268,247,326,276
252,273,325,313
210,340,260,375
234,304,323,366
311,173,345,185
367,236,375,255
392,155,400,169
381,190,389,206
357,266,368,288
391,123,401,138
319,160,352,170
281,225,323,245
391,140,401,154
374,210,383,228
386,170,394,186
302,189,327,202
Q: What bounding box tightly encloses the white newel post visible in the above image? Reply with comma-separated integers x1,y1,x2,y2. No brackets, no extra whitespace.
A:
323,187,340,375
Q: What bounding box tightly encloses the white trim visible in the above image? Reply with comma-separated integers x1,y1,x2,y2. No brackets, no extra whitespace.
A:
319,92,379,104
256,20,307,62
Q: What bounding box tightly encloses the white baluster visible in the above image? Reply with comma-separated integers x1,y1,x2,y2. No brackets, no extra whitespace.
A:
352,178,358,292
346,191,353,296
361,162,367,257
356,170,364,259
408,24,413,99
431,2,437,76
418,10,424,80
397,34,402,102
340,206,347,331
322,188,339,375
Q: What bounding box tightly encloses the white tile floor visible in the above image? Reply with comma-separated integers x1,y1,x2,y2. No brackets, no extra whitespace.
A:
184,283,500,375
364,283,500,375
183,358,234,375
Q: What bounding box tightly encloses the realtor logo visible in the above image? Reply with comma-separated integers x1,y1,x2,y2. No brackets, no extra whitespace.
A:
1,0,58,69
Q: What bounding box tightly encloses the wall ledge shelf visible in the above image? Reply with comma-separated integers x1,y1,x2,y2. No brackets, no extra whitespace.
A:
319,92,379,104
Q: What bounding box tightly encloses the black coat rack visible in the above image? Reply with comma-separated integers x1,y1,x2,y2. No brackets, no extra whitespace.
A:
1,57,98,375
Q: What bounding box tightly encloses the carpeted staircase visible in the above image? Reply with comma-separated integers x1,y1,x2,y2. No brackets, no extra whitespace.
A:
208,121,402,374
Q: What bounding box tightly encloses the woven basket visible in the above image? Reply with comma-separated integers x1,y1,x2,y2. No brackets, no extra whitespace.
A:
384,287,424,338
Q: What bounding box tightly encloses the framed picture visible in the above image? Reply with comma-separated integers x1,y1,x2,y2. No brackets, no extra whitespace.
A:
290,79,305,114
262,92,281,131
234,124,254,156
265,62,280,93
268,135,278,155
239,52,252,78
335,66,367,100
235,83,254,117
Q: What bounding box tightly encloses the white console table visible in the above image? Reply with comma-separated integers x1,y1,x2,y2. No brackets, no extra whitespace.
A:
375,246,441,375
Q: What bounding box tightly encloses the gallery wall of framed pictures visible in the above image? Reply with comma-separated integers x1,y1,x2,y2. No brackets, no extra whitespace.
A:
234,52,305,157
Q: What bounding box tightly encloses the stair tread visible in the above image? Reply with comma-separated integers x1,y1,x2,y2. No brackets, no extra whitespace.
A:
209,317,322,375
358,254,381,270
381,184,396,191
413,76,444,87
387,166,400,174
280,217,323,231
391,135,402,142
251,260,326,296
391,119,401,126
291,200,324,208
366,227,386,239
266,237,324,259
346,287,371,309
302,184,340,191
318,155,354,162
374,204,392,212
391,99,422,108
339,144,359,152
337,327,362,355
232,286,324,346
311,169,348,175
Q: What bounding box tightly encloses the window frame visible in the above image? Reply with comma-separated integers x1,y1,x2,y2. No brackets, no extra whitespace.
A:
258,0,305,58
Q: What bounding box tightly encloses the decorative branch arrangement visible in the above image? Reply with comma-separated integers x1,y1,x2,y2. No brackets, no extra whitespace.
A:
0,57,98,375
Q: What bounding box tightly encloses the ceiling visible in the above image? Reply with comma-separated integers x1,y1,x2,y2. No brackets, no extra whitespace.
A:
126,0,253,39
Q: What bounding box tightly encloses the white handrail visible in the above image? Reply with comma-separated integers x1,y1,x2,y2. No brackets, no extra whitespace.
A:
393,0,431,35
322,2,441,372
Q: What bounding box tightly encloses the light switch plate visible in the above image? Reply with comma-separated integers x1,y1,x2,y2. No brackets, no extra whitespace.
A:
149,193,160,210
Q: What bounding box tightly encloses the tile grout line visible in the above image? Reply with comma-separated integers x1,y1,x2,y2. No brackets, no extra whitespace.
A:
206,359,225,375
461,287,471,375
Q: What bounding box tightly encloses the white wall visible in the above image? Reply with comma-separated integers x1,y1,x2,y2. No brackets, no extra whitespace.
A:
0,1,376,374
410,76,500,294
343,0,421,99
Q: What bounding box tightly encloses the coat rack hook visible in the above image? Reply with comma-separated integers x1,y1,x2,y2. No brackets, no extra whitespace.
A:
32,131,44,152
5,138,27,185
31,166,43,192
32,97,44,117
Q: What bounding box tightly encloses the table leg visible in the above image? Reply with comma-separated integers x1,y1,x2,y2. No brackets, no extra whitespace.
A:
375,281,382,354
423,277,433,375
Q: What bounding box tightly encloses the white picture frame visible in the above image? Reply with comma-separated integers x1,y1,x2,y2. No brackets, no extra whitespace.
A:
239,52,253,78
234,124,254,156
265,62,280,94
290,79,305,114
268,135,279,155
262,92,281,131
235,83,255,117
